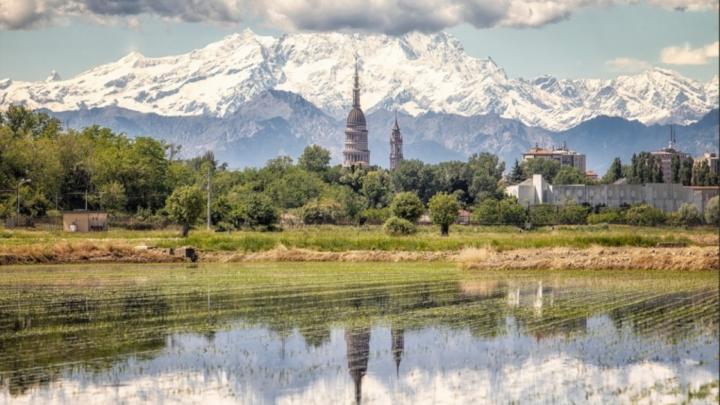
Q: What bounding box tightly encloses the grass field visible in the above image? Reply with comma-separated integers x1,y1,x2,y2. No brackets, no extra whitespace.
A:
0,224,717,253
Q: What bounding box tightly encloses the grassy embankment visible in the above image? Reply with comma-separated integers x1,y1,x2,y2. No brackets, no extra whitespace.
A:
0,224,717,267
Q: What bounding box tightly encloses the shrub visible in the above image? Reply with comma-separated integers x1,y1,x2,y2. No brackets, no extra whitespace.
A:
625,204,667,226
390,192,424,222
383,216,417,236
360,207,391,225
428,192,459,236
670,203,703,226
528,205,558,226
705,196,720,226
301,199,341,225
557,204,590,225
587,208,625,225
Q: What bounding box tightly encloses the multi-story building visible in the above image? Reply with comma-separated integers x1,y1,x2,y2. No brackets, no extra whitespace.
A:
650,126,689,183
695,152,719,175
522,142,586,173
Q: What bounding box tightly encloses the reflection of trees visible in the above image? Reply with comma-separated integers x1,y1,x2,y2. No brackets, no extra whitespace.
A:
0,271,717,396
608,289,719,342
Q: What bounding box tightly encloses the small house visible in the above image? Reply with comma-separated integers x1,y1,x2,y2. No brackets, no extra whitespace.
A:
63,211,108,232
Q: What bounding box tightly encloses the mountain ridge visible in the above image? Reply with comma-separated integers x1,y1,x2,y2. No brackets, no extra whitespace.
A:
2,29,717,132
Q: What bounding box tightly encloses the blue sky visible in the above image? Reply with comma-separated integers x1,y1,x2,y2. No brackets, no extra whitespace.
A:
0,2,717,82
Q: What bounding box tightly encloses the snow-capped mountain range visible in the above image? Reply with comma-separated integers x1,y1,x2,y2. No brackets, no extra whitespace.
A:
1,29,717,132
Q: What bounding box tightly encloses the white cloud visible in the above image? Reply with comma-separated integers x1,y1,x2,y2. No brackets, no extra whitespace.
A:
605,57,652,72
0,0,718,32
660,41,719,65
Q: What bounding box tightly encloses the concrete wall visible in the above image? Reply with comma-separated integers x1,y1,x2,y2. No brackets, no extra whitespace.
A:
505,176,718,212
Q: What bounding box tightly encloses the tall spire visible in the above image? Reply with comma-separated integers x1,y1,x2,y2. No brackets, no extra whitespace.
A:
392,110,399,130
352,55,361,108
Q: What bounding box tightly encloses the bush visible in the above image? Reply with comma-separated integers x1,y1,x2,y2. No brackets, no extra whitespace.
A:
360,207,391,225
670,203,704,226
390,192,424,222
557,204,590,225
301,199,341,225
587,208,625,225
383,216,417,236
625,204,667,226
705,196,719,226
528,205,558,226
230,194,278,230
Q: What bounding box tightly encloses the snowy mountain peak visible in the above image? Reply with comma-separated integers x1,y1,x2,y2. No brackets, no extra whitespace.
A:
0,30,716,131
45,70,61,82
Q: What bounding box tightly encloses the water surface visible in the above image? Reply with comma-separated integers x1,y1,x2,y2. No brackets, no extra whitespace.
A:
0,263,717,404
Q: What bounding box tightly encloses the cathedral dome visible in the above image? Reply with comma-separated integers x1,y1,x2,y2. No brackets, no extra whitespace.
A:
346,107,366,127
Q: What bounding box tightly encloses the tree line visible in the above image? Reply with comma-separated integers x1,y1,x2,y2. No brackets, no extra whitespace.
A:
1,107,717,235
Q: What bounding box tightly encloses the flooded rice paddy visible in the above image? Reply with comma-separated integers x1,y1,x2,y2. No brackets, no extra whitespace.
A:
0,263,717,404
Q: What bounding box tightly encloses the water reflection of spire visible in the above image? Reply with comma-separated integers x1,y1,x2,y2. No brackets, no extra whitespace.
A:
346,327,370,404
391,328,404,378
534,281,543,317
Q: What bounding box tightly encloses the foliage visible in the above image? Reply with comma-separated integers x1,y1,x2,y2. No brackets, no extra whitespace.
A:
383,216,417,236
96,181,127,213
704,196,719,226
628,153,663,184
553,166,590,185
301,199,341,225
521,159,561,184
557,203,590,225
669,203,704,226
428,192,459,236
361,170,392,208
390,192,424,223
360,207,391,225
528,205,558,226
165,186,204,236
472,198,527,226
230,193,278,230
587,208,625,225
602,158,623,184
625,204,667,226
508,160,524,184
298,145,331,173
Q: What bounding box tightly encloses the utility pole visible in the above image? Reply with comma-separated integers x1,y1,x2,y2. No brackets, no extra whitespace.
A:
207,166,211,230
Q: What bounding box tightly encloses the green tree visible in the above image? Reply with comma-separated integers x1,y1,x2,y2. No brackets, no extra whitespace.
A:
602,158,623,184
553,166,588,185
428,192,459,236
230,193,278,230
390,159,437,203
361,171,391,208
670,155,681,183
692,160,711,186
680,157,693,186
509,159,525,184
390,192,424,222
472,199,500,225
298,145,331,173
521,159,561,183
467,153,505,202
165,186,204,236
97,181,127,213
529,205,558,226
557,203,590,224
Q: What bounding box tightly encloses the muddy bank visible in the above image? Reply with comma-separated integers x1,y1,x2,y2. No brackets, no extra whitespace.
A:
1,242,717,270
